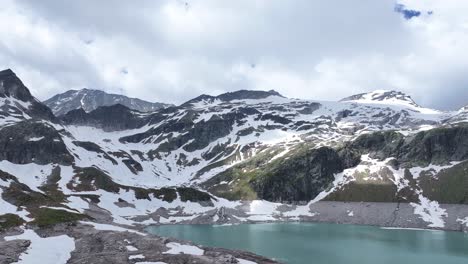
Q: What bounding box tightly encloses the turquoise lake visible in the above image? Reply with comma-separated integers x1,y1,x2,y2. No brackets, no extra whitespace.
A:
146,223,468,264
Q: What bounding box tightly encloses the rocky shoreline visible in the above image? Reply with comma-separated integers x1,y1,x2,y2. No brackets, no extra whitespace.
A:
0,222,279,264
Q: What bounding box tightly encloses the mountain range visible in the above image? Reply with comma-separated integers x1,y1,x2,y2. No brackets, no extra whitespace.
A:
1,68,468,234
44,88,171,116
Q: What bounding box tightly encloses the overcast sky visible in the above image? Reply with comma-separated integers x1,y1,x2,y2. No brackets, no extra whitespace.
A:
1,0,467,110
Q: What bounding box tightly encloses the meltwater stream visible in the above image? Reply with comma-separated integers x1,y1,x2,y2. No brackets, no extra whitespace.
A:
147,223,468,264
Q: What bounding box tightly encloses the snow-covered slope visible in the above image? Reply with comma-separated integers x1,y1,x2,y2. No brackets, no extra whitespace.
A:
1,69,468,231
340,90,420,107
44,88,171,116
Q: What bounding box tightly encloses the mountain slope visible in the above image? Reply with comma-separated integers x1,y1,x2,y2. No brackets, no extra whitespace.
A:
44,88,171,116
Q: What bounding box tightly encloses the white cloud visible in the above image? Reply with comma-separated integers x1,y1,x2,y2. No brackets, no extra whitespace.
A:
0,0,467,109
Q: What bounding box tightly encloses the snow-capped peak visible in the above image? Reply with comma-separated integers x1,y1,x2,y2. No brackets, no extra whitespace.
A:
340,90,420,108
44,88,171,116
182,89,284,107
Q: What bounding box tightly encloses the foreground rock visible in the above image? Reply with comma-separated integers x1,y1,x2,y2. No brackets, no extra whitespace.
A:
0,222,279,264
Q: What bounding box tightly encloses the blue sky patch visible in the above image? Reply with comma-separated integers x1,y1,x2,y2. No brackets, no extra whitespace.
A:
394,4,421,19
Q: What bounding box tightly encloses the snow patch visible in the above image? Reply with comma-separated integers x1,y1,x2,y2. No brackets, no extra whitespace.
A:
5,229,75,264
282,205,315,219
457,217,468,227
135,262,167,264
79,221,146,236
28,136,45,142
247,200,280,221
237,258,258,264
0,161,54,193
163,242,204,256
410,196,447,228
126,245,138,252
129,254,145,260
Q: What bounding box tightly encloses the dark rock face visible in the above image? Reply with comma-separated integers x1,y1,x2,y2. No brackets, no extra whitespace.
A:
60,104,149,131
207,146,354,202
44,88,171,116
0,69,33,101
398,126,468,165
250,147,348,202
0,121,73,165
345,125,468,167
0,69,56,121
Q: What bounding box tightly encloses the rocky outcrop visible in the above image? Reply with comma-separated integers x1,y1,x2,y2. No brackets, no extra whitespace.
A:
60,104,149,131
344,125,468,167
249,147,348,202
0,121,73,165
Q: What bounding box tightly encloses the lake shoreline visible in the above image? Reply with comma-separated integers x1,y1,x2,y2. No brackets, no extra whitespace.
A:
138,201,468,233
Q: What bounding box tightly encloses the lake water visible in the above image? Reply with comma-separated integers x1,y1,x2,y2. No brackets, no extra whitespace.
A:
147,223,468,264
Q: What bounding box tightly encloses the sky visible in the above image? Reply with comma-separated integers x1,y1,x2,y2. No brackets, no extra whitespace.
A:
0,0,467,110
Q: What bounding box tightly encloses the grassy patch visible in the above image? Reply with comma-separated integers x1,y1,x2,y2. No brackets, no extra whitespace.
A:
0,214,25,231
32,208,87,228
419,161,468,204
2,182,51,207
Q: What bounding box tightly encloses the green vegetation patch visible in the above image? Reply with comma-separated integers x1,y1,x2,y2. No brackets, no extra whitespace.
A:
32,208,87,228
0,214,25,231
2,182,53,207
419,161,468,204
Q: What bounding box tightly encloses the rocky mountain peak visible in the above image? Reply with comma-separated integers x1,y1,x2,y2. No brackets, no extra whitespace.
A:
0,69,56,121
218,89,283,101
44,88,171,116
0,69,35,102
340,90,420,107
182,89,284,106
